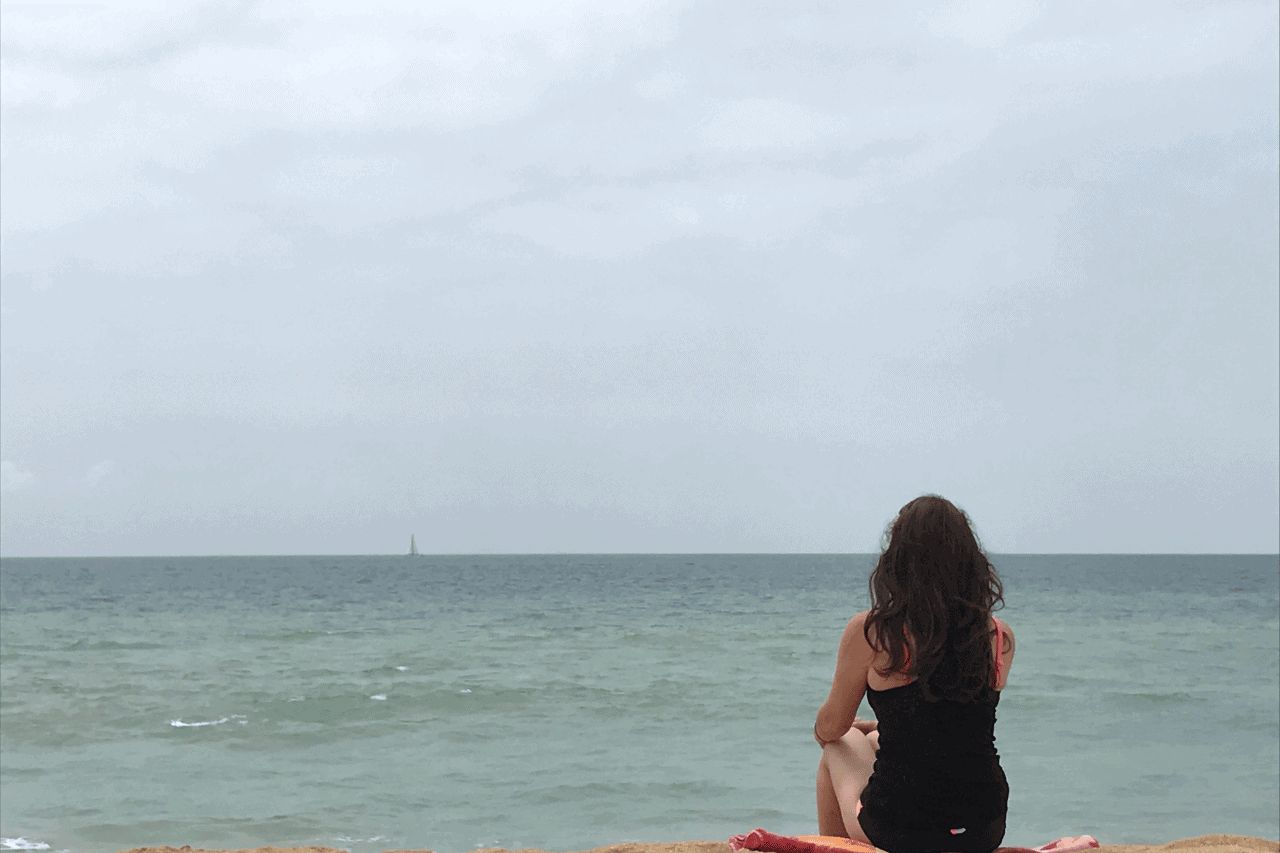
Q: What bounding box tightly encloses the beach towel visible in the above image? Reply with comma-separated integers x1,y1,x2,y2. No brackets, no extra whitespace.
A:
728,830,878,853
728,828,1100,853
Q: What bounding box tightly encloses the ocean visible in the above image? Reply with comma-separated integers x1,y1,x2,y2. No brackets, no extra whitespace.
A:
1,554,1276,853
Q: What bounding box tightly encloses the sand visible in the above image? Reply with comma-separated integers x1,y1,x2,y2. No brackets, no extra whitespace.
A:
116,834,1279,853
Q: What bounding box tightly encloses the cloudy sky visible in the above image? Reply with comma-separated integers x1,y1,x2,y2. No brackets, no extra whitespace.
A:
1,0,1276,557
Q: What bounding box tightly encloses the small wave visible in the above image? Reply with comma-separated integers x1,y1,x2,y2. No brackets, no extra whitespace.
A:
370,694,387,701
396,666,408,671
169,717,229,727
1108,690,1200,706
2,839,51,850
459,689,472,694
64,639,164,651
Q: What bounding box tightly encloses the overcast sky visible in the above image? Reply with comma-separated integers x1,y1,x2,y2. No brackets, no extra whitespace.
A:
1,0,1276,557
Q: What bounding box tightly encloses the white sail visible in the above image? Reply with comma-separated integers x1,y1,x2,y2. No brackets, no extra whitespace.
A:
409,534,419,556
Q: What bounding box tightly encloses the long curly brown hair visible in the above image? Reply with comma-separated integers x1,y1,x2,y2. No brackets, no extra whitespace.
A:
863,495,1005,704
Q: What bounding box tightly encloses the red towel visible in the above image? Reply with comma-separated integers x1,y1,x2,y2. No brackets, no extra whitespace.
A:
729,829,875,853
728,828,1100,853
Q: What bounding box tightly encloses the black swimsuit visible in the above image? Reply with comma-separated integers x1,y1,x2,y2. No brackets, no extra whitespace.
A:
856,621,1009,853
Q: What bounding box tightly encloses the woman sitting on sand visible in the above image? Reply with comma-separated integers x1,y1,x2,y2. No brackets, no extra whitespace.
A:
814,495,1014,853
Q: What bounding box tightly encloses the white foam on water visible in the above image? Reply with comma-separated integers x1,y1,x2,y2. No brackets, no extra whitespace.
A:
459,688,471,693
395,666,408,671
169,717,229,727
1,838,51,850
370,694,387,700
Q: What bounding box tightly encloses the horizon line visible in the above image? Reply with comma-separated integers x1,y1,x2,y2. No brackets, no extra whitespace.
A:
2,551,1277,559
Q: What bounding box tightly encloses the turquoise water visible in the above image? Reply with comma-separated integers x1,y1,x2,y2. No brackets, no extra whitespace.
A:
1,554,1276,853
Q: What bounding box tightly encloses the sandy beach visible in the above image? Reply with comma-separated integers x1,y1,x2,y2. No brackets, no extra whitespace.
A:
117,834,1279,853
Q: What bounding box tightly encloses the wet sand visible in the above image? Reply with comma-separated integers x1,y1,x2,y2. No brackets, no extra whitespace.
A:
117,833,1279,853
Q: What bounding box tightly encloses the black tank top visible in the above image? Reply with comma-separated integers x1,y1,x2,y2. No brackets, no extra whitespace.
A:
860,667,1009,829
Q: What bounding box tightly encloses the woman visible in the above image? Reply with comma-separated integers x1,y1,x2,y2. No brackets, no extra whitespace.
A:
814,495,1015,853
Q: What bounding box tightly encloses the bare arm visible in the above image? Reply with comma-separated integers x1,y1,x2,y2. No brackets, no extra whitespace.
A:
996,618,1016,690
814,611,875,746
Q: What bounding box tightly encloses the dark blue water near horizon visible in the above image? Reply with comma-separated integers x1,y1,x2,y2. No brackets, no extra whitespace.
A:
4,551,1274,608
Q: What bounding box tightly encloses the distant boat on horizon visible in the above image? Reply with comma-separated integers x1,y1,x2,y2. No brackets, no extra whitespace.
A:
408,534,421,557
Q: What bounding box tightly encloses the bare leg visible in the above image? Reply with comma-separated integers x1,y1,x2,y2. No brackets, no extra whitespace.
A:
816,729,877,844
817,751,848,837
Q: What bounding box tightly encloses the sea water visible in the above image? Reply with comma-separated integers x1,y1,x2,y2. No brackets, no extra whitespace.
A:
1,555,1276,853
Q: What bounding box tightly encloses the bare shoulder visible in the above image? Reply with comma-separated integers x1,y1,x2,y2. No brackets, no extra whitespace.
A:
842,610,871,644
838,611,876,660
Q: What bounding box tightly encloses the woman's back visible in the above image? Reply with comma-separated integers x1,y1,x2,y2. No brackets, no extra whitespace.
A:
865,617,1014,693
858,618,1012,831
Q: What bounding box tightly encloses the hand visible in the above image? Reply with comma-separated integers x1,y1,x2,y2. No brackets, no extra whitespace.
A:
850,717,878,734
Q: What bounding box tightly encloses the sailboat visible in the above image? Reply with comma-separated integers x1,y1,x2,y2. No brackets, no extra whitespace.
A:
408,534,421,556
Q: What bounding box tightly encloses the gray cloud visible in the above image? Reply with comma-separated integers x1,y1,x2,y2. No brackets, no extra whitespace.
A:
2,0,1276,555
